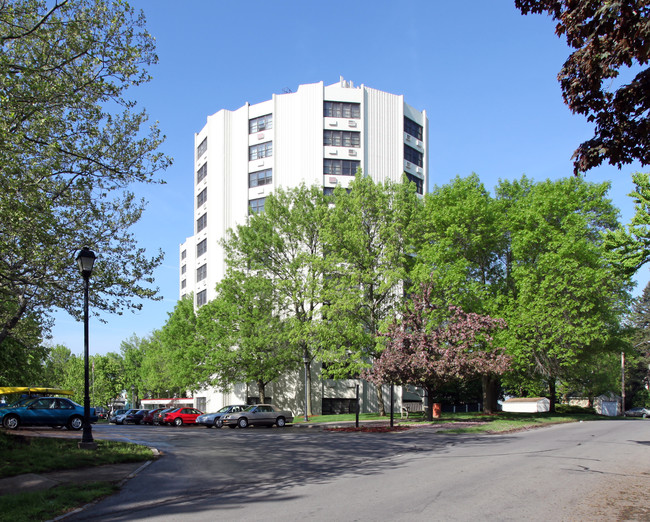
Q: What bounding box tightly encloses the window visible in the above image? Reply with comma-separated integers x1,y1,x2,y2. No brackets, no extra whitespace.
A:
181,250,186,260
249,168,272,188
404,144,423,167
197,213,207,232
404,117,423,141
324,130,360,148
181,265,186,274
249,141,272,160
323,187,335,197
197,264,207,281
197,290,207,307
197,137,207,158
197,238,207,257
197,163,207,183
181,279,186,289
324,159,360,176
249,197,265,214
406,173,424,195
249,114,273,133
324,101,360,118
197,188,207,208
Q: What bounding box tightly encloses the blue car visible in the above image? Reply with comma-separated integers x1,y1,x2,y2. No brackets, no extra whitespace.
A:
0,396,97,431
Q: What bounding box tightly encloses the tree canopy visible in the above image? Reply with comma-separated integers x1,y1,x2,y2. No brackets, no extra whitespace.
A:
516,0,650,173
0,0,171,349
364,283,509,420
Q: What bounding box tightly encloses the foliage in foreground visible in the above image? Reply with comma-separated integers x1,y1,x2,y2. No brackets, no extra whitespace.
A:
0,431,152,478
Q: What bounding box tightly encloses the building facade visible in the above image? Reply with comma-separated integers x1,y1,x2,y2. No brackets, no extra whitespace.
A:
179,78,428,414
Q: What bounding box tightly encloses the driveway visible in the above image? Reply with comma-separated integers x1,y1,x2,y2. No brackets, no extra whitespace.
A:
67,420,650,521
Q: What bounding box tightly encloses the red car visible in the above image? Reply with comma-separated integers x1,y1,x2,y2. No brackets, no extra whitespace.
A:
162,407,203,426
142,408,164,425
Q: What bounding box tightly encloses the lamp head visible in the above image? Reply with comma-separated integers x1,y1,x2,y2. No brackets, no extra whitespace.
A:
76,248,96,277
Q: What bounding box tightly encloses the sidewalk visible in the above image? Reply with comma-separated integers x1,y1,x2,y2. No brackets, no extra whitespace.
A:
0,460,152,497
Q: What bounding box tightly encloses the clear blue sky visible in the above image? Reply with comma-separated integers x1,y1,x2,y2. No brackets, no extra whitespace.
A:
51,0,647,356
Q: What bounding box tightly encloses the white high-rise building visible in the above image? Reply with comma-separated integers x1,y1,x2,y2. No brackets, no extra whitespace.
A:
179,78,428,414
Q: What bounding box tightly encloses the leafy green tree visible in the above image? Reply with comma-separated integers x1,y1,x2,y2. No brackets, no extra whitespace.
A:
90,352,126,409
155,295,205,394
604,172,650,275
120,335,146,407
321,174,420,415
0,314,47,386
625,282,650,407
0,0,171,348
412,174,509,412
516,0,650,173
221,184,330,414
364,283,509,421
496,176,631,409
197,271,297,404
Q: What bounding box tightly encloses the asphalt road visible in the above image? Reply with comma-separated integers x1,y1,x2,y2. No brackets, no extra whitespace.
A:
67,420,650,521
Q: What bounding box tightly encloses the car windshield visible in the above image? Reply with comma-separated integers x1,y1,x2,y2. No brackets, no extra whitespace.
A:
218,406,232,413
243,405,257,412
6,397,37,408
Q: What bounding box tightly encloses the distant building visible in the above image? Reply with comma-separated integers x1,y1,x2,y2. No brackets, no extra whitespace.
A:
179,78,429,413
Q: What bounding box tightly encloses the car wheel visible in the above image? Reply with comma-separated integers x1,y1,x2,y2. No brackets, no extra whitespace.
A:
67,416,83,431
3,414,19,430
174,417,183,427
216,419,223,428
52,425,63,430
237,417,248,429
276,417,286,428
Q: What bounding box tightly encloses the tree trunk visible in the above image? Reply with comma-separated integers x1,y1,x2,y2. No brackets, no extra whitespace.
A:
257,380,266,404
548,378,556,413
424,385,434,421
482,374,499,414
376,383,386,416
306,361,313,416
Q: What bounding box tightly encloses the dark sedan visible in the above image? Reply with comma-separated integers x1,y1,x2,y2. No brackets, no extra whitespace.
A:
0,397,97,430
124,409,149,424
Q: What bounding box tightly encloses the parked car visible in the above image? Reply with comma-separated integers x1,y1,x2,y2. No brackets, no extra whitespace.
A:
196,405,247,428
95,407,109,419
111,409,138,425
221,404,293,429
124,409,149,424
161,407,203,426
153,408,174,425
624,407,650,418
0,397,97,431
142,408,164,425
108,409,127,424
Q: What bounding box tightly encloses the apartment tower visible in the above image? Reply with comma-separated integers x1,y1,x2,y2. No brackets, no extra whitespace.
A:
180,78,428,308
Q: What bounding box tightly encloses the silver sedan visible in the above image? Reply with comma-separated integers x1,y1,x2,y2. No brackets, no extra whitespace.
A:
195,405,247,428
221,404,293,429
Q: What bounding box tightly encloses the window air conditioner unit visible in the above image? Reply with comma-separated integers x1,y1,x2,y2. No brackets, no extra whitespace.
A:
406,135,411,141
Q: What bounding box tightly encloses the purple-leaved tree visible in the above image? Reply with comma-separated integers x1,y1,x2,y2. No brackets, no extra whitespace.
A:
364,283,510,420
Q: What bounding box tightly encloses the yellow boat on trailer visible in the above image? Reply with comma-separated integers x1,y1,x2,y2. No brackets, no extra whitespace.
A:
0,387,74,397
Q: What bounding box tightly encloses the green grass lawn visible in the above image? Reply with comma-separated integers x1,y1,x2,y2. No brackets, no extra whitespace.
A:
0,431,153,522
293,410,605,433
0,431,153,478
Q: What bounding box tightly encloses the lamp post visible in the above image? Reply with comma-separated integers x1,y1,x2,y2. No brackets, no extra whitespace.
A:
303,355,309,422
76,247,97,450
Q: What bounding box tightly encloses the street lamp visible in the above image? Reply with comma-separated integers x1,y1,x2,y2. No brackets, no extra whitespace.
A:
303,355,309,422
76,247,97,450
